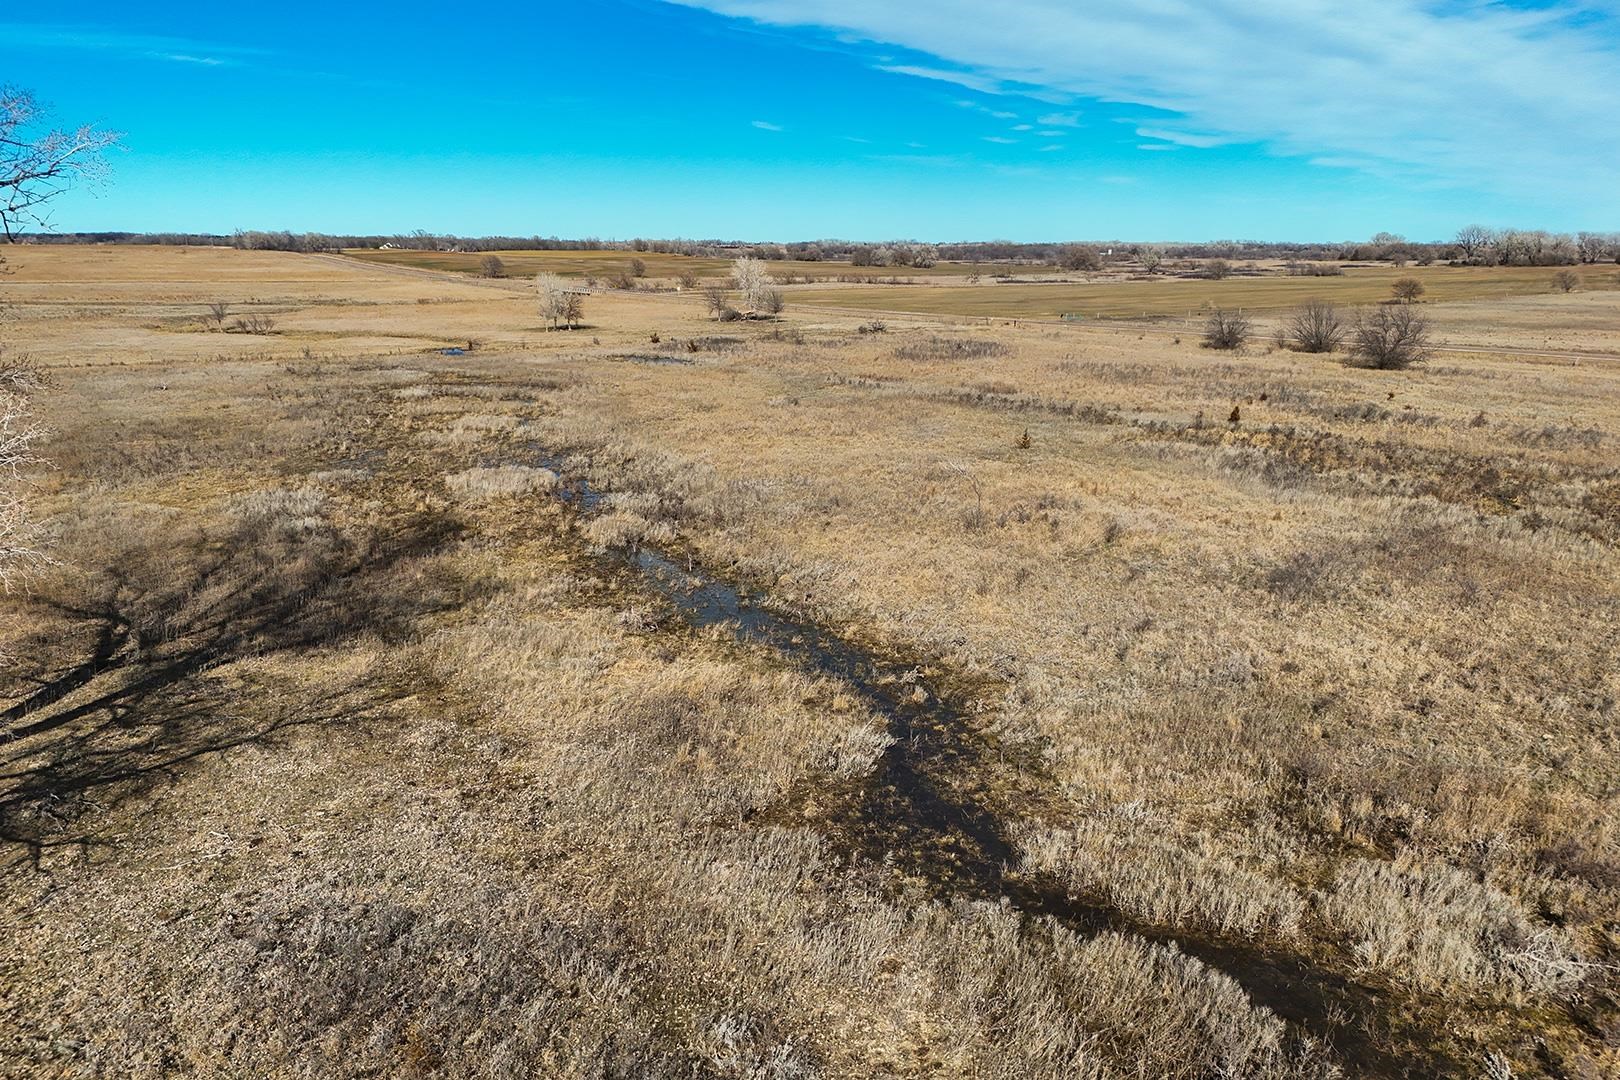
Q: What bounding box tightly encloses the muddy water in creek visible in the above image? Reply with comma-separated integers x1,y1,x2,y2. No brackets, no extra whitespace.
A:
540,451,1009,888
537,454,1458,1078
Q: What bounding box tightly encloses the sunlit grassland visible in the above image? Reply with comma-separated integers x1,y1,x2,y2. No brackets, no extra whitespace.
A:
4,246,1618,1079
343,246,1011,280
792,264,1620,319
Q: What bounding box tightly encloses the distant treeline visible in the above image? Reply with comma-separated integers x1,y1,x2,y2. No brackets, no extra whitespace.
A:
27,230,621,253
24,227,1620,267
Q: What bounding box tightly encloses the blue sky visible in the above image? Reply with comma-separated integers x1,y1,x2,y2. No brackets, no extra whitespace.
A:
4,0,1618,241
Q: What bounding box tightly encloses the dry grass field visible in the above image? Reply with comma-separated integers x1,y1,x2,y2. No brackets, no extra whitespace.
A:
792,265,1620,321
345,247,1004,282
3,245,1619,1079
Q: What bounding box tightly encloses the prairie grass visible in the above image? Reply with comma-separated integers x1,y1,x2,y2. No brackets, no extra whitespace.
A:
1324,855,1585,998
444,464,556,500
3,246,1617,1078
892,334,1012,362
1018,816,1309,939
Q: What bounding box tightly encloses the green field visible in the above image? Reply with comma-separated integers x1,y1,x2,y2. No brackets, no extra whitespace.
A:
791,265,1620,319
343,247,1016,281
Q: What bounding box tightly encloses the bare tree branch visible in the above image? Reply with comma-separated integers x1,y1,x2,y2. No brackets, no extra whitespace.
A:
1,87,123,243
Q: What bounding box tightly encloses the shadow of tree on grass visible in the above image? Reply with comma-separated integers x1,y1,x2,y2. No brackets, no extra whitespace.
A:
0,494,466,867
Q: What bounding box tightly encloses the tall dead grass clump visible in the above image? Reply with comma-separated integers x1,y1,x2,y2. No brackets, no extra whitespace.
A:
445,465,557,500
918,905,1332,1079
894,336,1010,362
1324,854,1585,998
1,359,50,589
1019,818,1308,938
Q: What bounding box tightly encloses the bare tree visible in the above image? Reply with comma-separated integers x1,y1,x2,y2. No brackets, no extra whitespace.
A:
731,256,774,314
1201,308,1251,350
1138,245,1164,274
1285,300,1345,353
909,244,940,268
629,257,647,278
700,283,733,321
1,87,123,242
759,287,786,319
1391,277,1426,303
206,301,230,328
1576,232,1612,265
1203,258,1233,280
478,254,506,278
676,269,699,290
1455,224,1491,262
1350,305,1430,369
561,290,585,329
1059,244,1102,271
536,272,568,329
1553,269,1580,293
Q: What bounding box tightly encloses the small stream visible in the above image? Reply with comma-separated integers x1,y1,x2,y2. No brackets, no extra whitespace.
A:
536,451,1458,1078
541,451,1011,888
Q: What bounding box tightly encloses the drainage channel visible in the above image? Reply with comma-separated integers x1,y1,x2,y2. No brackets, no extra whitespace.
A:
542,451,1010,888
537,451,1460,1078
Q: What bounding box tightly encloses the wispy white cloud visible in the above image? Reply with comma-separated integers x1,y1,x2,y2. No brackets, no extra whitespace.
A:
1037,111,1082,127
751,119,785,131
1135,126,1232,149
873,153,964,166
671,0,1620,204
953,100,1022,122
982,135,1017,144
2,24,263,66
879,63,1005,94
